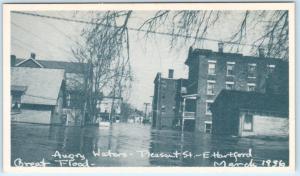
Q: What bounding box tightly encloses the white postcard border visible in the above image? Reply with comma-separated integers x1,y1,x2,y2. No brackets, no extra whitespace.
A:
2,2,296,173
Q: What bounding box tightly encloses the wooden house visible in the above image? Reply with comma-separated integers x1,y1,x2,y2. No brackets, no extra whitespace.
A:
11,67,65,124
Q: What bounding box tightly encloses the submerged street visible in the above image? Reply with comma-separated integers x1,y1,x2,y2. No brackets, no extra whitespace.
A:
8,7,294,170
11,122,289,167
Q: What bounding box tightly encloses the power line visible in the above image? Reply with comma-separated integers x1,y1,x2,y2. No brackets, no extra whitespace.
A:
11,21,75,58
11,41,32,53
11,36,48,55
11,11,259,47
33,12,83,47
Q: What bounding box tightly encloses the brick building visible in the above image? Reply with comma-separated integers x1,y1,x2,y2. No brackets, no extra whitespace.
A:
185,44,288,133
152,69,188,129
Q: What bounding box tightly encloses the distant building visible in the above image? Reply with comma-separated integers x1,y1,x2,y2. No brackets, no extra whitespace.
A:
152,69,188,129
211,90,288,137
124,107,144,124
11,53,91,126
11,67,65,124
96,97,123,122
185,44,288,133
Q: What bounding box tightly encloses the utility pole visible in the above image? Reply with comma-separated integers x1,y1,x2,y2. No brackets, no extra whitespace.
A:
158,74,161,129
144,103,150,122
150,96,154,124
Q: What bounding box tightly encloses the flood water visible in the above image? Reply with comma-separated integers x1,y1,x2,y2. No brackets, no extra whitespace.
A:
11,122,289,167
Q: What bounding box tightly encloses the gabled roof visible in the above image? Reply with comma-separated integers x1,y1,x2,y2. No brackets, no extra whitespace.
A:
211,90,288,116
15,58,45,68
15,58,89,74
11,67,65,105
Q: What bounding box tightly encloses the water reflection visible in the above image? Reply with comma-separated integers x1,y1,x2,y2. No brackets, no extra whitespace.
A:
11,122,289,167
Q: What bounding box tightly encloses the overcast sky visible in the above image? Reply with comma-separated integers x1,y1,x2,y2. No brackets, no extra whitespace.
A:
11,11,259,110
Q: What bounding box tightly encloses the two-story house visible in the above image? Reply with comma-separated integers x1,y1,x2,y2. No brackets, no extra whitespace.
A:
11,53,91,126
11,67,65,124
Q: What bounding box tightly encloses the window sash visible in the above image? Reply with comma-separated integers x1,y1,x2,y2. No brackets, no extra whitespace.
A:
248,64,257,78
66,94,71,107
247,84,256,91
267,64,276,74
226,83,234,90
207,82,215,95
11,95,21,112
226,64,235,76
205,121,212,133
243,114,253,131
208,63,216,75
206,101,213,115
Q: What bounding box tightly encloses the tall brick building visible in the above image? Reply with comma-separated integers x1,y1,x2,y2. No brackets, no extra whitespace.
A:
185,44,288,133
152,69,188,129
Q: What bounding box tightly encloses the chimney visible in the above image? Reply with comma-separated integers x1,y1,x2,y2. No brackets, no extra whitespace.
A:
218,42,224,53
30,53,36,59
188,46,193,56
11,55,16,67
168,69,174,79
258,48,265,57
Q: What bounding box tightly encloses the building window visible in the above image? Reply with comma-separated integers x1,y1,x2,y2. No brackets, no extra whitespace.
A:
225,81,235,90
208,60,216,75
206,100,213,115
243,114,253,131
247,83,256,91
96,100,101,110
267,64,276,74
161,105,166,113
66,93,71,107
248,63,257,78
181,87,187,94
205,121,212,133
11,95,21,112
226,62,235,76
207,80,216,95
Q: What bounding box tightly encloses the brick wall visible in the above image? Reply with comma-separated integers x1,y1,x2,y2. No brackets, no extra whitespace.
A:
187,49,288,132
159,78,177,129
152,74,179,129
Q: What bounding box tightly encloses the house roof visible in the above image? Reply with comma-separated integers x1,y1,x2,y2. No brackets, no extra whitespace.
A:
14,58,87,91
15,58,89,74
11,85,27,92
11,67,65,105
15,58,45,68
211,90,288,116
